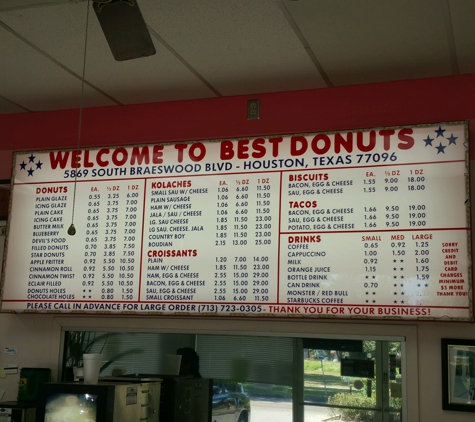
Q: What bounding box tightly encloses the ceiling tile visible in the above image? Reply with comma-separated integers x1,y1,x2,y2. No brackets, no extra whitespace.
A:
0,95,29,114
1,0,472,115
140,0,327,96
1,1,217,105
448,0,475,74
0,24,116,111
285,0,454,86
0,0,68,11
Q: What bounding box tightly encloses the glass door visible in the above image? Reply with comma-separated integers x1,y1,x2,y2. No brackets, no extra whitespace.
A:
297,339,404,422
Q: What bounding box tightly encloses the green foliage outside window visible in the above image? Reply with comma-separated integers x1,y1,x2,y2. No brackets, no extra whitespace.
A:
328,391,402,422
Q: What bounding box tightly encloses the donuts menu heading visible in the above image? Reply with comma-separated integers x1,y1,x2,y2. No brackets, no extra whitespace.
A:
1,122,471,321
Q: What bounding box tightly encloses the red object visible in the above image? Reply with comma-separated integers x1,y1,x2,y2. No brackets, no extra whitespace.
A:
0,74,474,180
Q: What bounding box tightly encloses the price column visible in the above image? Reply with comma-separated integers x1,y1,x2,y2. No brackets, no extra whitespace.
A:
211,173,280,304
212,180,231,302
80,188,101,300
230,178,252,303
252,177,274,303
378,167,402,229
118,183,144,300
389,234,407,303
408,204,427,228
101,184,119,300
76,180,144,302
362,237,380,303
384,205,401,229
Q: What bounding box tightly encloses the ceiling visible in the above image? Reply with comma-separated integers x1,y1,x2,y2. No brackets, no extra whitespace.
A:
1,0,474,115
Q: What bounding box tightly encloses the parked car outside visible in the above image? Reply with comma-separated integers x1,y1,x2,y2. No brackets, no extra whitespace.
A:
316,350,325,360
212,380,251,422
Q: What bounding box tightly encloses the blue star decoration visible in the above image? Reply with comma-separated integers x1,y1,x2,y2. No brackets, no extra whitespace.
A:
436,142,446,154
447,134,457,145
19,155,44,177
435,126,445,137
423,136,433,147
421,125,458,156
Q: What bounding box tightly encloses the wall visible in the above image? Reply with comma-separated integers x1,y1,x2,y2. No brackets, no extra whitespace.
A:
1,74,475,421
0,314,61,398
1,74,475,166
0,313,474,421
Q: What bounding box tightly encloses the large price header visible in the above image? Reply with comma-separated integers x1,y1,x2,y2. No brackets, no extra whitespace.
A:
0,122,471,321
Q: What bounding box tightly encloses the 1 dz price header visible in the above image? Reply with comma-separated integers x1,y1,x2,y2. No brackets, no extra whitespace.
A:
0,122,471,321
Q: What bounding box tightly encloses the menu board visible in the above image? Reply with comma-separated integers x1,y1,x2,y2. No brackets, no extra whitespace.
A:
0,122,471,320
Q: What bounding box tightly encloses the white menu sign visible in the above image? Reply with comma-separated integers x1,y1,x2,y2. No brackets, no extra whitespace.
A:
0,122,471,320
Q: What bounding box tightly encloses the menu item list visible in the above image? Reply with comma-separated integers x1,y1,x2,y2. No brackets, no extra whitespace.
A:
0,122,471,320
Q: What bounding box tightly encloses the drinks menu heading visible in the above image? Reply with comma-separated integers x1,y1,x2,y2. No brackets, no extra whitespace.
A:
1,122,471,320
